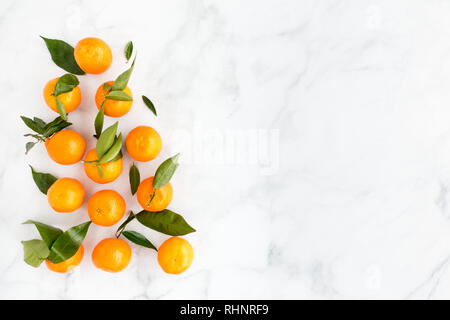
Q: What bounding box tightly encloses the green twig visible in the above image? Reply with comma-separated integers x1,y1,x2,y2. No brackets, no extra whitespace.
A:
146,190,156,207
115,211,136,238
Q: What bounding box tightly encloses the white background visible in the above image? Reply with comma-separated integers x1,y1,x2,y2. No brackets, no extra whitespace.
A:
1,0,450,299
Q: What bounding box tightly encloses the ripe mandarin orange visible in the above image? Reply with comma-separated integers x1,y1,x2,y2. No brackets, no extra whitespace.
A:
158,237,193,274
74,37,112,74
88,190,126,227
83,148,123,184
95,81,133,117
45,245,84,273
125,126,162,162
136,176,173,211
45,129,86,165
92,238,131,273
47,177,85,212
43,77,81,114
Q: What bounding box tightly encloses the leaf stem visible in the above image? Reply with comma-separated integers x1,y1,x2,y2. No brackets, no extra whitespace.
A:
96,164,103,178
146,190,156,207
81,159,103,177
115,211,136,238
24,134,46,142
82,160,99,164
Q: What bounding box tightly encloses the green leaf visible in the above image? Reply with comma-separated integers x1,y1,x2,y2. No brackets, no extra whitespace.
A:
94,101,105,139
55,97,67,120
122,230,157,251
22,115,71,139
99,133,122,164
142,95,157,116
129,164,140,195
105,90,133,101
43,116,65,129
25,142,37,154
124,41,133,62
21,116,45,134
153,153,180,189
103,82,112,94
40,36,85,75
29,165,57,195
136,209,196,236
42,116,71,138
112,57,135,91
53,73,79,96
23,220,63,248
96,122,118,159
33,117,46,128
22,116,71,153
22,239,50,267
48,221,91,264
110,150,123,162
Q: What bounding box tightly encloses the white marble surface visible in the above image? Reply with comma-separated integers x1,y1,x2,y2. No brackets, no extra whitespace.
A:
1,0,450,300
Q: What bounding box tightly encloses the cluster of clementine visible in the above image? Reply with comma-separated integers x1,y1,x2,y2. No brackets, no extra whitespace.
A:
20,36,195,275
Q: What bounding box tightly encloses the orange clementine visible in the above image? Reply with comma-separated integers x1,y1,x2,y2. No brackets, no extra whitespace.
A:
158,237,193,274
95,81,133,117
125,126,162,162
45,245,84,273
92,238,131,273
83,148,123,184
45,129,86,165
74,37,112,74
88,190,126,226
136,176,173,211
47,177,85,213
43,77,81,114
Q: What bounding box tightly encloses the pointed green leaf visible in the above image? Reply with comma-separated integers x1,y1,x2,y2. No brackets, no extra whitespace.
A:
22,239,50,267
124,41,133,62
96,122,118,158
53,73,79,96
112,57,135,91
94,101,105,139
99,133,122,164
29,166,57,195
40,36,85,75
109,150,123,162
123,230,157,251
55,97,67,120
42,116,72,138
136,209,196,236
142,95,157,116
103,82,112,95
153,153,180,189
105,90,133,101
25,142,37,154
21,116,44,135
33,117,46,128
129,164,140,195
23,220,63,248
48,221,91,264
